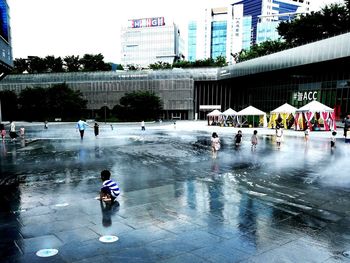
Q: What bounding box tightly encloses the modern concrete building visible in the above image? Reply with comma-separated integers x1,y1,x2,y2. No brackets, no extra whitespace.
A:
1,33,350,120
121,17,184,69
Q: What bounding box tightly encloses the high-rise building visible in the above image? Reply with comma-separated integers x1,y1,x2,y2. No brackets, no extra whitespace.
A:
187,0,311,63
232,0,311,49
121,17,183,68
0,0,13,76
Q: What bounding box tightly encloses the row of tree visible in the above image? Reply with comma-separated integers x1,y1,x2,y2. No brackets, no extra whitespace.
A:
149,56,228,70
12,54,116,74
0,84,87,121
12,54,228,73
234,0,350,62
0,85,162,122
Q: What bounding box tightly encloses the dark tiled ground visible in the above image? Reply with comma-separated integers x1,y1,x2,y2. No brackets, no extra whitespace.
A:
1,123,350,262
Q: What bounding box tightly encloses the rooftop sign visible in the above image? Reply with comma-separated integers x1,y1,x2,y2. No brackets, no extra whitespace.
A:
129,17,165,28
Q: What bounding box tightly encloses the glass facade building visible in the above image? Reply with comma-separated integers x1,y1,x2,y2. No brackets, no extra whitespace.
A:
189,0,310,64
242,16,252,50
121,18,182,68
187,21,197,62
256,21,279,44
0,0,12,74
233,0,310,46
210,21,227,59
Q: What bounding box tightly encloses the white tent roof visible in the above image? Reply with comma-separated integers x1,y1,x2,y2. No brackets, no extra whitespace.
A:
296,100,334,113
271,103,297,114
236,106,266,116
207,109,222,116
222,108,237,116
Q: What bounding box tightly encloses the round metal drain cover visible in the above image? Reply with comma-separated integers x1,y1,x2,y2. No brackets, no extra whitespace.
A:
36,249,59,257
99,235,119,243
343,251,350,258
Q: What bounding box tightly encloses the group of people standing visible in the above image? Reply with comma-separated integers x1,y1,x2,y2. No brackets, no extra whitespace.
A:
75,119,147,140
210,123,340,159
0,121,23,141
76,119,100,139
211,129,259,158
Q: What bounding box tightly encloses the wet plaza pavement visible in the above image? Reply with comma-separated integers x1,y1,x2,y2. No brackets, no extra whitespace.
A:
1,121,350,262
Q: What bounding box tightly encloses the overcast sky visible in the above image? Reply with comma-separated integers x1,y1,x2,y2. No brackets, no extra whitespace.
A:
7,0,344,63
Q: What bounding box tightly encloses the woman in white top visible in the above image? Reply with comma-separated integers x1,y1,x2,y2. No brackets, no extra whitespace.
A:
276,126,283,148
211,132,220,159
9,121,17,141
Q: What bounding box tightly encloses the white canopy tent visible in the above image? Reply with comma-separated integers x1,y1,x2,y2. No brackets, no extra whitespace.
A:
236,106,267,128
268,103,297,129
295,100,335,131
207,109,223,126
221,108,237,126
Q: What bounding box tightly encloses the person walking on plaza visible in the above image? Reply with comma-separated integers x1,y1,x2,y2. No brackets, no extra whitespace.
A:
9,121,17,141
276,125,283,148
251,130,258,151
76,119,91,140
234,130,243,147
331,131,337,148
304,127,310,142
211,132,220,159
343,115,350,137
141,120,145,131
94,122,99,137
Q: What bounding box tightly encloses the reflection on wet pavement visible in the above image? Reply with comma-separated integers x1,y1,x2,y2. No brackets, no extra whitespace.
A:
1,123,350,262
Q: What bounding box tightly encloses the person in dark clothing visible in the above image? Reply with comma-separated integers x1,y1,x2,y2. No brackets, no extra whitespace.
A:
234,130,243,147
94,122,99,137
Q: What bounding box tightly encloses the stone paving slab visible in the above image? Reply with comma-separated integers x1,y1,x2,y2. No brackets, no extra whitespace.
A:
1,123,350,262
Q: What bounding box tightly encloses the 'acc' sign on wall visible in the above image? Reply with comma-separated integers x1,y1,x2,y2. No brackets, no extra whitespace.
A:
293,91,318,102
129,17,165,28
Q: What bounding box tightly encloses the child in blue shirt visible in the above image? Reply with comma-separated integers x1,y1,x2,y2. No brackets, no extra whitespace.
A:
100,170,120,203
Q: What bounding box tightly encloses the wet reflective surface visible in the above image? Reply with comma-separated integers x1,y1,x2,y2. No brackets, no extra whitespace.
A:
1,122,350,263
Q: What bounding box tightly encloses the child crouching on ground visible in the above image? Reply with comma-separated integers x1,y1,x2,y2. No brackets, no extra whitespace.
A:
100,170,120,202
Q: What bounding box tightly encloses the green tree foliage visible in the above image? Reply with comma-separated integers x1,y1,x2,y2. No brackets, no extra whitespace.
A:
45,56,64,72
97,106,111,121
80,54,112,72
12,58,29,74
116,64,124,70
234,40,291,63
127,65,138,71
214,55,229,67
46,83,87,120
149,56,228,69
17,84,87,121
18,87,47,121
278,1,350,46
64,55,81,72
115,91,162,121
27,56,47,74
12,54,114,74
0,90,18,121
149,61,172,70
